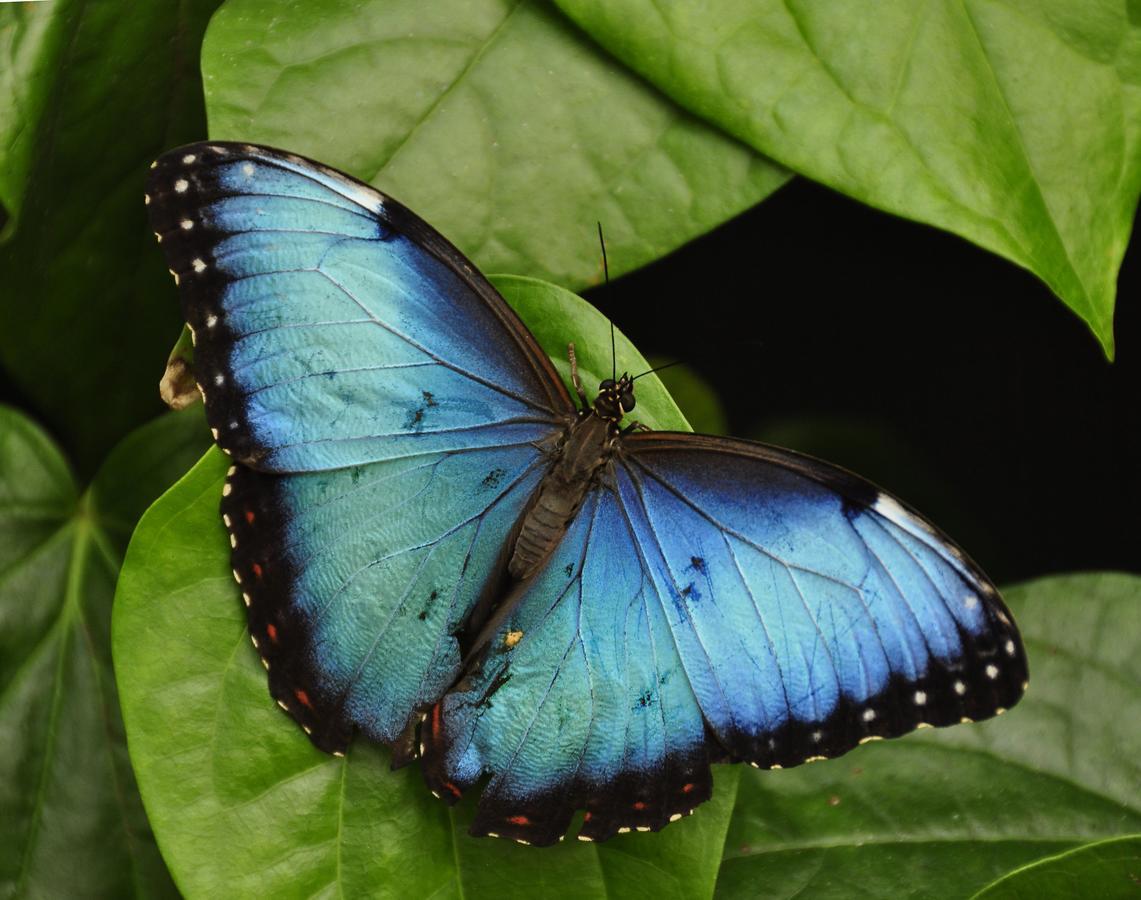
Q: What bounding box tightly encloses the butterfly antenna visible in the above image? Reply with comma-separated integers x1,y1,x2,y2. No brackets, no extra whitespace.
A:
632,359,686,381
597,222,615,381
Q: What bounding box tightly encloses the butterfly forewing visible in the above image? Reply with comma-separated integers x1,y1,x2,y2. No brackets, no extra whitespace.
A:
616,432,1027,764
146,142,573,472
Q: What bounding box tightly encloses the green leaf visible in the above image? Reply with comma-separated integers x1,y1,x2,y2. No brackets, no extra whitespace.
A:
0,0,223,475
0,404,208,898
651,361,729,436
200,0,788,290
554,0,1141,357
714,572,1141,899
971,834,1141,899
490,275,690,431
113,280,744,899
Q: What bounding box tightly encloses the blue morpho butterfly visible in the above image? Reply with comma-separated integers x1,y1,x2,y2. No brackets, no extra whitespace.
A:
146,142,1028,847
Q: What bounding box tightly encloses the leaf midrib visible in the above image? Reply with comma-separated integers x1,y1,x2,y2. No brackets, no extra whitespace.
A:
719,834,1081,862
12,517,86,896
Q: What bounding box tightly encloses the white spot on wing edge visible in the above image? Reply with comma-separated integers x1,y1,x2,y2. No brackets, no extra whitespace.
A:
180,219,194,231
873,493,915,528
913,690,927,706
206,314,218,328
985,664,999,680
862,708,876,722
182,153,196,164
174,178,189,193
192,258,206,273
953,680,966,695
249,148,386,215
1004,639,1016,656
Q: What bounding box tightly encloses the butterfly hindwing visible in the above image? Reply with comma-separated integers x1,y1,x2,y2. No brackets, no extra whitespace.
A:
616,433,1028,765
420,486,714,846
146,143,572,472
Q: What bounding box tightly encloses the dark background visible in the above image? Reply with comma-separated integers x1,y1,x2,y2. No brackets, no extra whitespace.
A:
586,178,1139,587
3,177,1136,588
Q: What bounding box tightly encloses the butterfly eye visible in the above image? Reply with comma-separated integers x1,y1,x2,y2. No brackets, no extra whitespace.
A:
599,379,617,391
620,389,636,412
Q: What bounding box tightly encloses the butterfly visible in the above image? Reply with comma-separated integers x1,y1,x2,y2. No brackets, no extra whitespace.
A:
145,142,1028,847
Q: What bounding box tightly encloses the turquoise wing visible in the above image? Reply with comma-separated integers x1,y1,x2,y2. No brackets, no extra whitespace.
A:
420,434,1027,846
146,142,570,472
146,142,574,749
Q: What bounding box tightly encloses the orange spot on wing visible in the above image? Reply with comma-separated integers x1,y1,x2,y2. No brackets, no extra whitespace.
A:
295,689,313,709
508,815,531,826
443,781,462,798
266,623,278,642
431,702,442,738
245,509,255,524
682,783,695,793
583,812,592,822
633,801,646,811
251,562,263,579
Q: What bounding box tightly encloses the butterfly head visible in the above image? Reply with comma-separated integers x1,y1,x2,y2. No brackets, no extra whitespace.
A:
594,374,636,423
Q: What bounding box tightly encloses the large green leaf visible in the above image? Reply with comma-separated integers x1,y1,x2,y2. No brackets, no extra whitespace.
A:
0,405,208,898
713,572,1141,898
971,834,1141,899
200,0,788,290
113,279,754,899
0,0,223,475
554,0,1141,356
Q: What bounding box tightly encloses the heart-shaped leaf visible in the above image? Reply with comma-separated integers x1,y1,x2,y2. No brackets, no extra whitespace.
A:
714,572,1141,898
0,0,223,474
113,279,749,898
199,0,788,290
0,405,208,897
554,0,1141,356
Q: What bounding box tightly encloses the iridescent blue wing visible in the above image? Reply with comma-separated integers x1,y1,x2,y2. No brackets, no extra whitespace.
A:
146,142,571,472
222,444,547,752
146,142,574,749
421,433,1026,846
421,485,714,845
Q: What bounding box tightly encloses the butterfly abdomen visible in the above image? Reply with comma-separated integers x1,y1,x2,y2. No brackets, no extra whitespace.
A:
509,413,615,580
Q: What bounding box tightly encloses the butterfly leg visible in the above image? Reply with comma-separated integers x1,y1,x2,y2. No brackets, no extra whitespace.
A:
621,421,652,435
567,342,589,411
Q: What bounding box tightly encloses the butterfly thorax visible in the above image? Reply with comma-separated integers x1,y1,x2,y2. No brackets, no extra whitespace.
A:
508,379,632,580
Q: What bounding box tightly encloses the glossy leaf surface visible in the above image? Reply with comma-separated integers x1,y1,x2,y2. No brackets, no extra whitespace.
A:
0,406,208,897
555,0,1141,355
0,0,223,473
200,0,788,290
971,835,1141,899
113,279,746,898
714,572,1141,898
